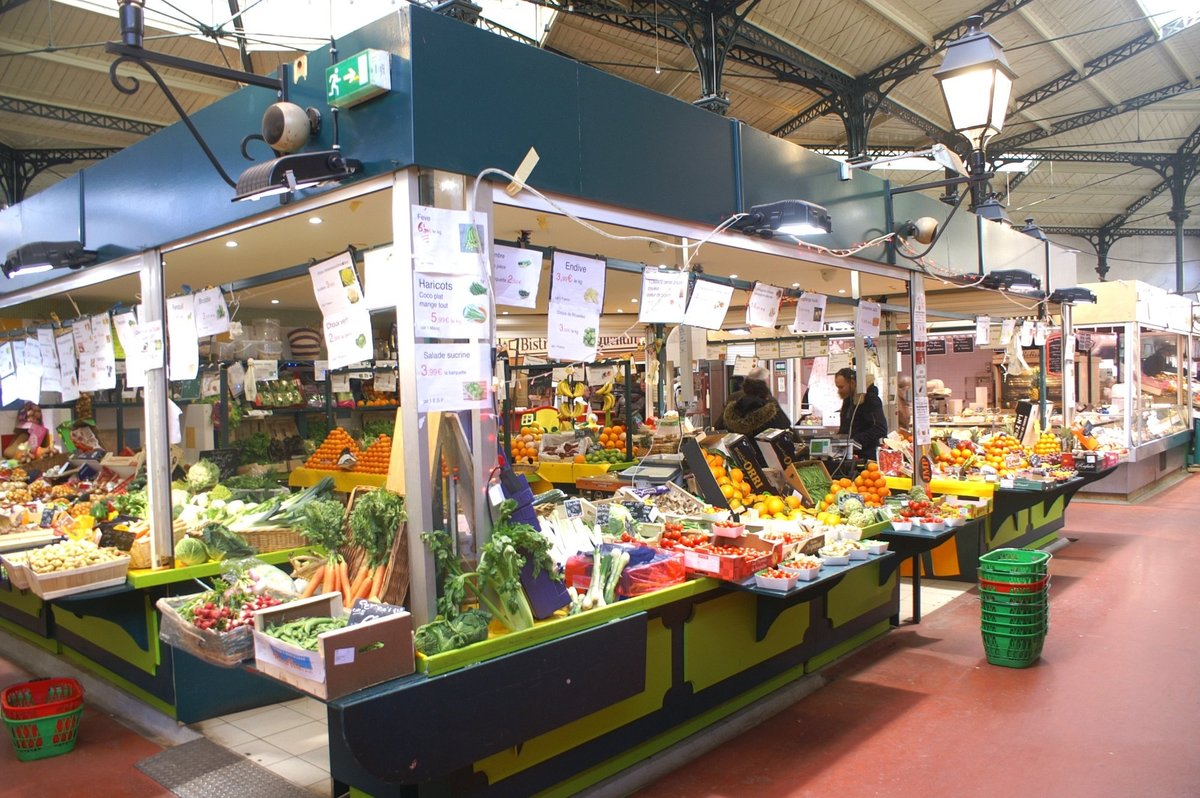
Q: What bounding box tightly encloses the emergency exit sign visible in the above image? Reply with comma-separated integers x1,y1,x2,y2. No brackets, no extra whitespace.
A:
325,49,391,108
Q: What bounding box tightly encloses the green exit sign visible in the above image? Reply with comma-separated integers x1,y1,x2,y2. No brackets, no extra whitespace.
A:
325,49,391,109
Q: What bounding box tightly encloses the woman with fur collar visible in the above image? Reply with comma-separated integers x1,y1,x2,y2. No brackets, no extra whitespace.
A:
719,367,790,437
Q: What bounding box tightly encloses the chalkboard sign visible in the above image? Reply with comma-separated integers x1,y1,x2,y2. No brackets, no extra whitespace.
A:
594,503,611,527
952,336,974,353
1047,335,1063,374
199,448,241,478
349,599,407,626
563,498,582,518
926,338,947,355
897,338,912,355
622,501,656,523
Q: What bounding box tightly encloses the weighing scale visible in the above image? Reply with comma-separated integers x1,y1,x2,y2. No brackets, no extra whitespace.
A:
620,456,684,488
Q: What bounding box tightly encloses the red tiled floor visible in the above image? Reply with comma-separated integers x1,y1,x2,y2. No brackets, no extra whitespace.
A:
635,475,1200,798
0,659,170,797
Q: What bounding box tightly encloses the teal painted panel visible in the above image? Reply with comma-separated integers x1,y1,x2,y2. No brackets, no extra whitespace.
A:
739,125,891,260
408,8,583,200
891,188,981,274
577,68,736,226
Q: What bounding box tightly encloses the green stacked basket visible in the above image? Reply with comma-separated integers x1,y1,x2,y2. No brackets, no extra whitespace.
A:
978,548,1051,668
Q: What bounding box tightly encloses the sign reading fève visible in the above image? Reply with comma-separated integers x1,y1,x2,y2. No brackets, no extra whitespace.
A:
326,49,391,108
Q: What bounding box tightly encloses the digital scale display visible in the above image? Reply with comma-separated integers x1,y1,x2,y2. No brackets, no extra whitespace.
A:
809,438,832,456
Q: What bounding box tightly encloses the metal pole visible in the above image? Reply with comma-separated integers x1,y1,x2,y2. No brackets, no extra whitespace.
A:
392,169,436,627
654,323,667,417
139,249,173,569
909,273,928,490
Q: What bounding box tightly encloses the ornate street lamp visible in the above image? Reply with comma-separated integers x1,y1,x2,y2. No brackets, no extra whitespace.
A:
933,15,1017,222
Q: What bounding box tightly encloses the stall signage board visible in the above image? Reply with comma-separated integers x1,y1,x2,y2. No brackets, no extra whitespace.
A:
897,338,912,355
803,338,828,358
778,340,803,359
791,292,826,333
952,336,974,353
745,283,783,328
493,244,542,309
755,340,781,359
638,268,688,323
926,338,947,355
326,49,391,109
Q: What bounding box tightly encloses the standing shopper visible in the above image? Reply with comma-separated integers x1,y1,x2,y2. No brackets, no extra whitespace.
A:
719,367,790,437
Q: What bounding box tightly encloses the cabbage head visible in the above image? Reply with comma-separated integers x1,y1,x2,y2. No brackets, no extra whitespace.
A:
174,536,210,566
842,498,864,514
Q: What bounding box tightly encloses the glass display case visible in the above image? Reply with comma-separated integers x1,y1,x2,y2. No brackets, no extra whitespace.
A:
1071,323,1191,454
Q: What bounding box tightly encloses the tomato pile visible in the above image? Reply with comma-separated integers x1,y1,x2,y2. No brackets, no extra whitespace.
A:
661,523,709,548
757,568,793,580
695,543,764,560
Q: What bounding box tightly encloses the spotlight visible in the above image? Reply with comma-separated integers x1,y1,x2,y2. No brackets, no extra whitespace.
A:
730,200,832,238
2,241,97,279
234,150,362,202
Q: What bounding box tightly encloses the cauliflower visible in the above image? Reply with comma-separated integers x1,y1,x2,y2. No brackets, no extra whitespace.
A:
842,498,865,514
847,510,873,528
186,460,221,493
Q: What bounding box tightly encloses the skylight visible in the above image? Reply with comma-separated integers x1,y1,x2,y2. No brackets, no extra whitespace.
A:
55,0,557,53
1135,0,1200,38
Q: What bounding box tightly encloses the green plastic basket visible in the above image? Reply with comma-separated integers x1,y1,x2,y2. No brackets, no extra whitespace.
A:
982,628,1046,668
982,616,1048,635
978,566,1049,584
979,584,1050,603
982,604,1048,624
3,706,82,762
979,548,1051,575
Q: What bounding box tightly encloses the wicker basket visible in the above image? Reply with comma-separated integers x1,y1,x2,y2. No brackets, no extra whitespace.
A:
1,552,31,589
339,486,409,606
26,554,130,600
156,594,254,668
128,538,152,570
242,527,305,554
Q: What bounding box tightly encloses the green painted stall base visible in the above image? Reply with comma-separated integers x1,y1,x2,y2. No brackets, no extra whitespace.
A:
825,564,896,628
59,647,176,718
53,598,159,675
684,591,812,693
805,620,892,673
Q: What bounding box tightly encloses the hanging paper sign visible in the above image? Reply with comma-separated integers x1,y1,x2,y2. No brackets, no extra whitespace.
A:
638,268,688,324
745,282,783,328
193,287,231,337
128,320,165,388
413,272,491,338
493,244,542,309
755,340,781,359
72,317,92,357
791,292,827,333
547,301,600,363
803,338,828,357
330,372,350,393
705,344,726,361
411,206,488,275
732,355,754,376
1020,320,1035,347
374,370,397,392
683,280,733,329
826,351,852,374
913,395,931,446
364,245,402,311
1001,318,1017,344
113,311,141,385
0,342,14,378
313,360,328,382
310,251,365,314
1034,321,1048,346
56,331,79,401
323,307,374,371
910,291,927,343
414,343,491,412
975,316,991,346
855,301,882,338
37,329,60,393
166,294,199,381
550,252,606,308
778,340,803,359
586,365,615,386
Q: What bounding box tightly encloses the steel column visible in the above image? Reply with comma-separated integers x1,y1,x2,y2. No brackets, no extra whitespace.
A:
138,249,174,569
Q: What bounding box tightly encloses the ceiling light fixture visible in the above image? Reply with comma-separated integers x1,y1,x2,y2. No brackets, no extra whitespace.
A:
791,282,800,288
2,241,97,279
1048,287,1096,305
270,299,281,305
309,217,323,225
631,298,639,303
839,143,968,181
729,200,832,238
981,269,1041,295
233,150,362,202
225,241,239,248
837,288,847,294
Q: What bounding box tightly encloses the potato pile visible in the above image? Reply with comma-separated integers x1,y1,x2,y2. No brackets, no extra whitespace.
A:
26,539,127,574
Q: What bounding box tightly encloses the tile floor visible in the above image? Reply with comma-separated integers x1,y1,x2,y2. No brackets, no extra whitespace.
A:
184,575,971,796
190,696,333,796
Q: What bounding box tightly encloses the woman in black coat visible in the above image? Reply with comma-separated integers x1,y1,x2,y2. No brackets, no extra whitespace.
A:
720,367,790,437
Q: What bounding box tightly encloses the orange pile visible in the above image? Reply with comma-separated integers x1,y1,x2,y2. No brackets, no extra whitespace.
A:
354,434,392,474
510,425,544,464
599,425,627,450
818,463,890,511
357,385,396,407
305,428,360,471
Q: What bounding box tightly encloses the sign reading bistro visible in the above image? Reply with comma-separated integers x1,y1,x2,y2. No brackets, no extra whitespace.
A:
498,334,644,358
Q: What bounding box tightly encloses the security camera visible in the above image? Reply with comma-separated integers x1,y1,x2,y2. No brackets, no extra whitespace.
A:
261,102,321,153
895,217,938,246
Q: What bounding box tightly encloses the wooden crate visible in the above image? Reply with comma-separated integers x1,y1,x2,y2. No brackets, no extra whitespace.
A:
26,555,130,600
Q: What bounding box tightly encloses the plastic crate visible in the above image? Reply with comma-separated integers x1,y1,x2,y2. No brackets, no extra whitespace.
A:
982,628,1046,668
1,678,84,721
979,575,1050,594
979,548,1051,573
3,706,82,761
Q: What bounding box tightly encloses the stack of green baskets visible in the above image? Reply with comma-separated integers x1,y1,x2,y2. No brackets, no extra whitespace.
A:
978,548,1051,668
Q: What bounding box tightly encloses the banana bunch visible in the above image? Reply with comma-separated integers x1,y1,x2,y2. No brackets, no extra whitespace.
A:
558,396,589,421
556,379,587,399
595,380,615,413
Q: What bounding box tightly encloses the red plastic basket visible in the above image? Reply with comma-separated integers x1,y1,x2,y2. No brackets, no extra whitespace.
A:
1,678,84,721
978,575,1050,594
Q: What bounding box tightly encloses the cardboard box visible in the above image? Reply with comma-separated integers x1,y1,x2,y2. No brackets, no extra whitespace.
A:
252,593,414,700
100,452,145,478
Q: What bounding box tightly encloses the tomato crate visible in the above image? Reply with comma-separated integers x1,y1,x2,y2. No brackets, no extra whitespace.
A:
682,536,776,582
